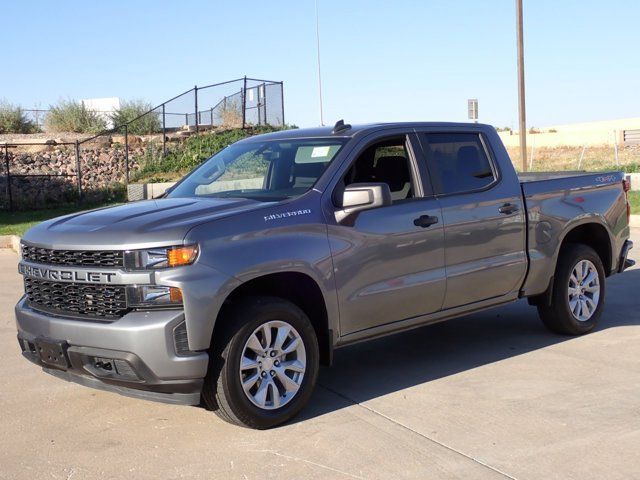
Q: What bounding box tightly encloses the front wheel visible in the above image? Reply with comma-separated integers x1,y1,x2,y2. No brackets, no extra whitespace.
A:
537,244,606,335
202,296,319,429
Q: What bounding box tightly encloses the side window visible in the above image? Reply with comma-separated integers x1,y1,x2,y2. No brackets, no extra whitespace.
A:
422,133,495,195
344,137,414,202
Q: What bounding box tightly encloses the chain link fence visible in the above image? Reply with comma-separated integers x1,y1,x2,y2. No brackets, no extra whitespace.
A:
1,77,284,211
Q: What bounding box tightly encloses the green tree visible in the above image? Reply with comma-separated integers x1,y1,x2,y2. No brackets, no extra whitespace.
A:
0,101,37,134
110,99,161,135
45,99,107,133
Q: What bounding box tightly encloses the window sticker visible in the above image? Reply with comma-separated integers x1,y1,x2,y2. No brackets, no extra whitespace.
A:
311,146,331,158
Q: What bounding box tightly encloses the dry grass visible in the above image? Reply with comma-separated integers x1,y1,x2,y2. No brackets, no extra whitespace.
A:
506,145,640,172
630,191,639,214
217,100,243,128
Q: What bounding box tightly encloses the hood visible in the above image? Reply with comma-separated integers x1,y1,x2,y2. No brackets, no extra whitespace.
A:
22,197,269,250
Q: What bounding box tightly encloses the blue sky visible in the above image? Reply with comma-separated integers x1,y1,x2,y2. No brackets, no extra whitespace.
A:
1,0,638,128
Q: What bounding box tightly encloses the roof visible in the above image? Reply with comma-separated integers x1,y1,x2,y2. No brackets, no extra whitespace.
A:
238,122,493,143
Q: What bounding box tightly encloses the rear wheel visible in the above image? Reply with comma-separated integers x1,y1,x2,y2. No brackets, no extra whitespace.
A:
537,244,606,335
202,296,319,429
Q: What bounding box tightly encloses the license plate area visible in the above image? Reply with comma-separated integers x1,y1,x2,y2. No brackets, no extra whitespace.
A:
35,338,70,370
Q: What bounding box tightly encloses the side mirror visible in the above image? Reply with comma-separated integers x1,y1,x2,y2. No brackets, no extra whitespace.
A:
335,182,392,223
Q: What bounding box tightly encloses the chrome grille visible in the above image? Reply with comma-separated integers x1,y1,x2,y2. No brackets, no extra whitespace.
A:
21,245,124,268
24,278,129,319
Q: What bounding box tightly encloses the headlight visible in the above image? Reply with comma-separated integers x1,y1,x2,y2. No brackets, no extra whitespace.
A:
125,245,198,270
127,285,183,308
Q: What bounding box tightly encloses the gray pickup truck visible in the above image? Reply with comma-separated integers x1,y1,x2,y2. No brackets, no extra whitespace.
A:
15,121,634,428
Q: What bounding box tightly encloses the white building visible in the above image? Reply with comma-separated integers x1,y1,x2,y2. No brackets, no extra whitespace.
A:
81,97,121,129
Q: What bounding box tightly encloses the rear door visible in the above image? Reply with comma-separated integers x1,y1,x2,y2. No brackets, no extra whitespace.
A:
417,130,527,309
325,130,446,334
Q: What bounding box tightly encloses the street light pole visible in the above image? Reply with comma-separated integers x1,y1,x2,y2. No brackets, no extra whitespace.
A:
516,0,527,171
315,0,325,126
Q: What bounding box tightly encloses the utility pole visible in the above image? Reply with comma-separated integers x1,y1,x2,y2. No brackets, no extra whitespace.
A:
315,0,325,126
516,0,527,171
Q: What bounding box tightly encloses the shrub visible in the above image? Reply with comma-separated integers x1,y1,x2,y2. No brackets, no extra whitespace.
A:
0,101,37,134
217,98,243,128
110,99,161,135
45,99,107,133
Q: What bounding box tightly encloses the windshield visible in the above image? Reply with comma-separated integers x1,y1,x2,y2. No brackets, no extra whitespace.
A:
168,138,346,201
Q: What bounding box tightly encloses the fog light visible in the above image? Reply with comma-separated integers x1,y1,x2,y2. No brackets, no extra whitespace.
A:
127,285,183,308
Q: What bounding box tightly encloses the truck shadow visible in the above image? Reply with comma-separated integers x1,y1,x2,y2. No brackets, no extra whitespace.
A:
296,265,640,424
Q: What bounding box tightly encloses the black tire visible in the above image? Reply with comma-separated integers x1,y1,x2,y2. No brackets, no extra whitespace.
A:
202,296,319,429
537,244,606,335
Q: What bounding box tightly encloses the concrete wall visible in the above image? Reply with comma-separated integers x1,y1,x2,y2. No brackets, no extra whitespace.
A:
498,118,640,148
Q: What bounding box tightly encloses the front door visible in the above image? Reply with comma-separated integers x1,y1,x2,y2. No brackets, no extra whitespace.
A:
326,133,446,335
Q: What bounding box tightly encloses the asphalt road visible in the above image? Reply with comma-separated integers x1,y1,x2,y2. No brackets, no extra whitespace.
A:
1,230,638,480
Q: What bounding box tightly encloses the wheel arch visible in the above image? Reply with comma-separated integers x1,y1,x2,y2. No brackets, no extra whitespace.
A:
529,219,613,307
211,271,334,366
557,220,613,275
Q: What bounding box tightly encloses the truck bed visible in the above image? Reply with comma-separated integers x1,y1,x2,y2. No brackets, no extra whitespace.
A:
517,168,628,298
518,170,624,195
518,171,615,183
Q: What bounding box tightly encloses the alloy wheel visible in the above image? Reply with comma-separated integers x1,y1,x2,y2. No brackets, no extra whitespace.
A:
567,259,600,322
239,320,306,410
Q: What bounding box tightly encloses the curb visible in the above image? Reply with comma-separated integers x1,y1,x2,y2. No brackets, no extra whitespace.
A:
0,235,20,253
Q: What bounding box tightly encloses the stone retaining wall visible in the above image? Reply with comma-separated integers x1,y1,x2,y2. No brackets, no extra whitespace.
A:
1,145,145,209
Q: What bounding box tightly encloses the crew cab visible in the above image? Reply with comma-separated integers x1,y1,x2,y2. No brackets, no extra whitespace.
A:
15,121,634,428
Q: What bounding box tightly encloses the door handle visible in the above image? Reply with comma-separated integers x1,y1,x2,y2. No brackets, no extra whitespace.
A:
414,215,439,228
498,203,519,215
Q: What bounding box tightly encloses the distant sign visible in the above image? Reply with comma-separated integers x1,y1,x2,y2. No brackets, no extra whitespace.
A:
468,99,478,120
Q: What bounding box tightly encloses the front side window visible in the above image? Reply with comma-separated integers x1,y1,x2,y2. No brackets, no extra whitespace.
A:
168,139,345,201
343,137,414,203
421,133,495,195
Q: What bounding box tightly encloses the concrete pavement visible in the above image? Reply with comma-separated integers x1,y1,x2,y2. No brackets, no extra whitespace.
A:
0,230,638,479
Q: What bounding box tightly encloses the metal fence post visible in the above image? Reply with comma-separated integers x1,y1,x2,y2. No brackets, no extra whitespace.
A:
75,141,82,202
194,85,199,134
263,83,267,126
280,81,285,126
4,144,12,211
242,76,247,129
257,92,262,126
578,144,587,170
124,124,130,184
162,103,167,156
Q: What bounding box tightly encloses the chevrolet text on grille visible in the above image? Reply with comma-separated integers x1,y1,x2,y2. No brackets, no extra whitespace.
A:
18,263,117,284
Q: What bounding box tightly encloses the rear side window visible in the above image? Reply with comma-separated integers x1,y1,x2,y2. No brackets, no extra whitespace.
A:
421,133,495,195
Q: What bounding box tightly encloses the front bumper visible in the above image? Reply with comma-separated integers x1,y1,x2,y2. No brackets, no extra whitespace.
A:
618,240,635,273
15,297,209,405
